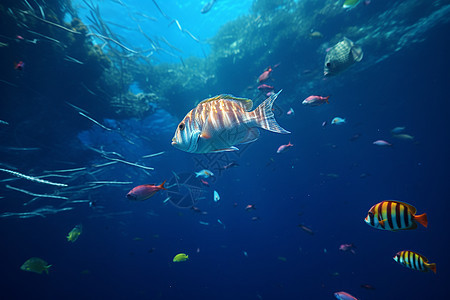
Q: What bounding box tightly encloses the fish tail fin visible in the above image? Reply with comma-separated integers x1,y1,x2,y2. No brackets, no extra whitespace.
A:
45,265,52,274
159,180,167,190
325,96,330,104
426,262,436,274
414,213,428,228
252,90,290,134
288,141,293,146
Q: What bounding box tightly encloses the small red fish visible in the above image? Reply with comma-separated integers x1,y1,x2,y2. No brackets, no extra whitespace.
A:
258,67,272,82
200,179,209,187
277,142,293,154
14,61,25,71
360,284,375,290
302,95,330,106
126,181,166,201
16,35,24,40
257,84,274,91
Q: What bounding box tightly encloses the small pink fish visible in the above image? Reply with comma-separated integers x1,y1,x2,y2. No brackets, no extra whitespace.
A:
298,224,314,235
16,35,24,40
258,67,272,82
373,140,392,146
277,142,293,154
302,95,330,106
257,84,274,91
245,204,256,211
200,179,209,187
334,291,358,300
14,61,25,71
339,243,356,254
126,181,166,201
287,108,294,116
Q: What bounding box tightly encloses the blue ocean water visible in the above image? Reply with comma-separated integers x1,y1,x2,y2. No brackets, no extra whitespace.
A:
1,0,450,299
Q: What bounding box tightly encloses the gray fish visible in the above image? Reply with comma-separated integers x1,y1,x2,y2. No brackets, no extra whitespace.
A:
324,37,363,76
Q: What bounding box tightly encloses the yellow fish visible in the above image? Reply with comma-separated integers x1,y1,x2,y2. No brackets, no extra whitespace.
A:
67,224,82,242
173,253,189,262
171,91,290,153
20,257,51,274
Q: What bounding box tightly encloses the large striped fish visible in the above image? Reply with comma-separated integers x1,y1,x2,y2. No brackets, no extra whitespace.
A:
364,200,427,231
393,250,436,274
171,91,290,153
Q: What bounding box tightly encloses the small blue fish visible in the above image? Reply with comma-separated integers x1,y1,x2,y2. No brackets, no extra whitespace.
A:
195,169,214,178
332,117,346,125
391,126,405,134
217,219,225,229
214,190,220,202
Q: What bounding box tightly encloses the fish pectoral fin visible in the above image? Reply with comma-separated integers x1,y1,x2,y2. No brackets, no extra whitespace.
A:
200,132,211,139
239,128,260,144
378,219,387,227
212,146,239,152
351,45,363,62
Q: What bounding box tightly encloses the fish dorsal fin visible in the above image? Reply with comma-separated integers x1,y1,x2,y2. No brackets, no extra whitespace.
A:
342,37,353,46
199,95,253,111
389,200,417,215
417,253,428,263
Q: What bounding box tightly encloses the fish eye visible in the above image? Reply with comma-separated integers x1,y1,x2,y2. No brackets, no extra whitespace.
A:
178,123,185,131
368,212,374,218
326,62,331,67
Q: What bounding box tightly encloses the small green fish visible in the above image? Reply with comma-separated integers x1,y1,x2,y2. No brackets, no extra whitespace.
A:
67,224,82,242
20,257,51,274
343,0,361,9
173,253,189,262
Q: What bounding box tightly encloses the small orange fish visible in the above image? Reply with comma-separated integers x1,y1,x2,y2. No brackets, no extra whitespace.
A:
126,181,166,201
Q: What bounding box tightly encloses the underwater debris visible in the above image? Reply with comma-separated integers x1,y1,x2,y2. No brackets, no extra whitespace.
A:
6,185,69,200
78,112,113,131
0,168,68,187
0,206,74,219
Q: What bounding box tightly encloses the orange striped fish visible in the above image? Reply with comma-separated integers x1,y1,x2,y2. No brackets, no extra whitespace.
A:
171,91,290,153
393,250,436,274
364,200,427,231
